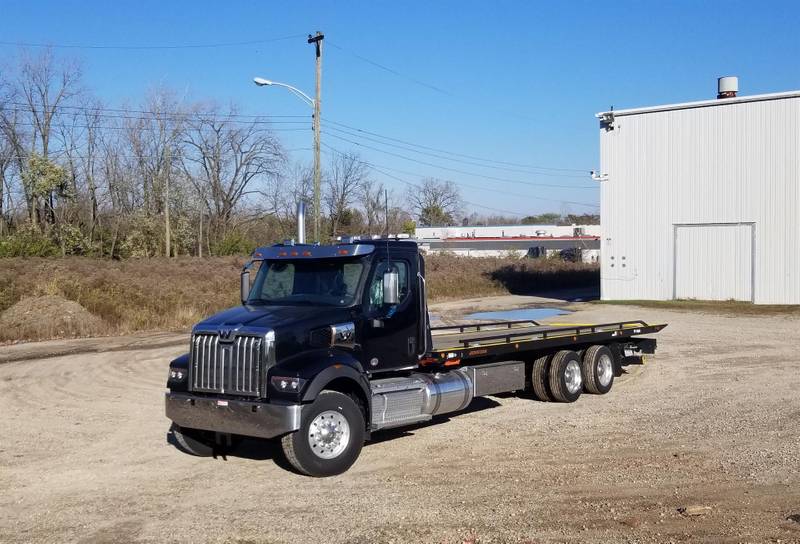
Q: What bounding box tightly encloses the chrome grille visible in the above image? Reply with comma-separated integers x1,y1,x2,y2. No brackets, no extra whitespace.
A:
190,332,272,396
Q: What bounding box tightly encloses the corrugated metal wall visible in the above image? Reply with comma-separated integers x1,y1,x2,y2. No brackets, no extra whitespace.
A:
600,95,800,304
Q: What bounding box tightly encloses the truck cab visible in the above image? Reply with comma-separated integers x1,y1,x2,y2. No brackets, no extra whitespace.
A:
166,237,430,475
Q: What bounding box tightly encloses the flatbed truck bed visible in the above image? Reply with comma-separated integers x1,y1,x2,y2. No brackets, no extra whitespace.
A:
429,319,667,362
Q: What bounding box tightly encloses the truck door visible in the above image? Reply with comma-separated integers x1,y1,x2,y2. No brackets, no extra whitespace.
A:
360,256,420,371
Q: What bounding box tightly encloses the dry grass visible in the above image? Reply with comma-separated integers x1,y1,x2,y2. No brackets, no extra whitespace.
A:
0,257,244,342
0,295,110,341
425,253,599,301
0,255,599,342
594,298,800,316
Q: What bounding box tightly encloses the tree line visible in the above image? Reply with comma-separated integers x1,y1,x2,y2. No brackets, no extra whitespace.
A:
0,49,593,258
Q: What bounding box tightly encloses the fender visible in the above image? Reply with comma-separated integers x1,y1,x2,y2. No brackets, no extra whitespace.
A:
301,359,371,405
170,353,190,369
167,353,190,392
270,348,371,408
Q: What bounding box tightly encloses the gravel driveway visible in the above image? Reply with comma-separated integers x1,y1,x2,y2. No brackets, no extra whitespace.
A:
1,302,799,543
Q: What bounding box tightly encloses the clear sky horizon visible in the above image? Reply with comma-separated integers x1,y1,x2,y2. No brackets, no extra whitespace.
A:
2,1,798,218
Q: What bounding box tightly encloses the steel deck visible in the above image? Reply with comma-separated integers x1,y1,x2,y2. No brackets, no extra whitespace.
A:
429,320,667,361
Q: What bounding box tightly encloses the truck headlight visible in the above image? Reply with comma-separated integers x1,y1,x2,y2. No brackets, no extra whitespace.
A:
270,376,306,392
169,368,186,381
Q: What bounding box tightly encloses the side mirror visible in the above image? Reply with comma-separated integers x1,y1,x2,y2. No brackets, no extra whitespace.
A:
382,269,399,305
240,270,251,305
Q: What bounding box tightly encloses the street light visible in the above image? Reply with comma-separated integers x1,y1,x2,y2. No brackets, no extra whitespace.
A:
253,78,315,107
253,76,320,241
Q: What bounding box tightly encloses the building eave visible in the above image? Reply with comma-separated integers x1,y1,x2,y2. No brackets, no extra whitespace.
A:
596,90,800,119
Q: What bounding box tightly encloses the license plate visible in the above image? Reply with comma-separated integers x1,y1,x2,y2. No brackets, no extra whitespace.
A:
216,400,229,407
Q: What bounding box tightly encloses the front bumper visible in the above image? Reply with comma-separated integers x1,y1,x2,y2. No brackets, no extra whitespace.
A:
165,392,301,439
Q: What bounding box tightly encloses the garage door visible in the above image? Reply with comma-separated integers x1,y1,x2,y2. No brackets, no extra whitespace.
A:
674,223,753,301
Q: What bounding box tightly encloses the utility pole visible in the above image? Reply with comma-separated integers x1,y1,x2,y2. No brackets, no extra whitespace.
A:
198,211,203,258
308,31,324,242
384,189,389,236
165,147,171,258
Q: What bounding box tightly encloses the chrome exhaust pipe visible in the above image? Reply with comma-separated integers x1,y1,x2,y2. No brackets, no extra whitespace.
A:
296,201,306,244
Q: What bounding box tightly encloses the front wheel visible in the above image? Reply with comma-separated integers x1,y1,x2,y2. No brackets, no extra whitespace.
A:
170,423,214,456
281,391,365,477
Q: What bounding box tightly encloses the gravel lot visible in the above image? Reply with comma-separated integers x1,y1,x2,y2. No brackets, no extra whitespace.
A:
1,301,799,543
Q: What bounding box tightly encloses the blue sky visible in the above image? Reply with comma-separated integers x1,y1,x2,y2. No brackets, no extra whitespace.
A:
1,1,798,217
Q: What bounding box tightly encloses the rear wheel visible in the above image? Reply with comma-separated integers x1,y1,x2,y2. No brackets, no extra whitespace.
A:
582,345,615,394
530,354,552,401
170,423,214,456
548,350,583,403
281,391,365,477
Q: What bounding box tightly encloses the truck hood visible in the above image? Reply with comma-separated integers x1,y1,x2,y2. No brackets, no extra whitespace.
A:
194,304,351,332
193,304,356,362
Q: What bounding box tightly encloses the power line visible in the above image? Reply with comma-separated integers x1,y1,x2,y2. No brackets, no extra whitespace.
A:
7,120,309,133
319,147,596,202
3,108,311,128
322,122,589,178
322,117,588,173
368,163,533,218
5,102,589,177
0,34,306,51
327,41,452,96
323,131,596,191
3,101,307,121
1,147,311,162
321,142,598,211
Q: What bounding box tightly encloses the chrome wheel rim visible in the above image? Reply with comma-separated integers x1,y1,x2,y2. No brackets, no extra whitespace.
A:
597,354,613,387
565,360,582,394
308,410,350,459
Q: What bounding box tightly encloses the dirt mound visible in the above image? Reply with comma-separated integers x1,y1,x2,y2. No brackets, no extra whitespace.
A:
0,295,108,342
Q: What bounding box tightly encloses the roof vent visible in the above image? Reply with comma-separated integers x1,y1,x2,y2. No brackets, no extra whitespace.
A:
717,76,738,99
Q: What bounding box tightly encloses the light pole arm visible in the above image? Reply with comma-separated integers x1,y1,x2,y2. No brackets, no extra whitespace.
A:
270,82,315,107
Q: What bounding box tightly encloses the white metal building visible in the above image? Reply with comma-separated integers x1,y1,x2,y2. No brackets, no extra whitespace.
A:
415,224,601,240
414,224,601,261
597,81,800,304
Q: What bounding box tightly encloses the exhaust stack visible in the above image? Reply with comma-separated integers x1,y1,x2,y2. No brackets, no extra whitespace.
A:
296,201,306,244
717,76,738,99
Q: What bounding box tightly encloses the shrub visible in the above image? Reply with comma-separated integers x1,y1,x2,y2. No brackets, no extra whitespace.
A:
211,231,256,256
119,213,162,258
0,224,59,257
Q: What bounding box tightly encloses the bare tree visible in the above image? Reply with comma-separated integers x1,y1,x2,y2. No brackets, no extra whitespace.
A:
0,48,425,256
325,152,368,237
124,89,185,256
406,177,462,226
0,135,13,233
262,161,314,240
15,49,82,228
182,104,284,245
359,177,385,236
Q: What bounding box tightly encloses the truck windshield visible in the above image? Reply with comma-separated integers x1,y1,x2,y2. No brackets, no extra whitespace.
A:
247,258,366,307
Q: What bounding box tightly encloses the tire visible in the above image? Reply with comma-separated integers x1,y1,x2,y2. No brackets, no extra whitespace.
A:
531,354,552,401
170,423,214,456
548,350,583,403
582,345,615,395
281,391,365,477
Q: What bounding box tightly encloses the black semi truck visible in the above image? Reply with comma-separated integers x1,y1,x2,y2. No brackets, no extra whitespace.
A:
165,212,666,477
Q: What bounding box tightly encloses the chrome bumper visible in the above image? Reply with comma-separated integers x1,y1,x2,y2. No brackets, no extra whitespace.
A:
165,392,301,439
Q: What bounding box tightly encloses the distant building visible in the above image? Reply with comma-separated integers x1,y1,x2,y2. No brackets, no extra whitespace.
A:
415,224,601,262
597,78,800,304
